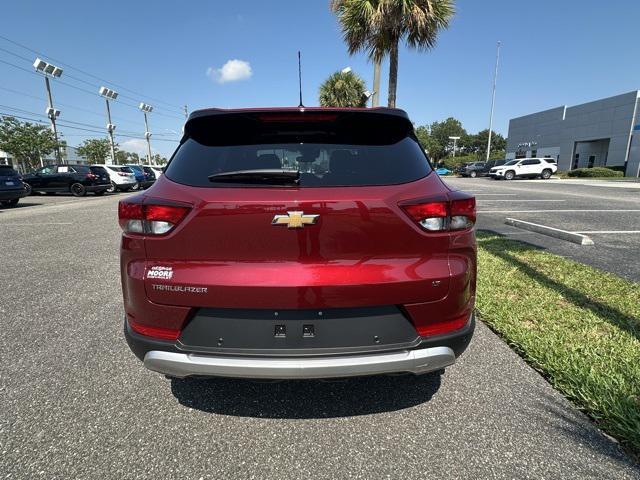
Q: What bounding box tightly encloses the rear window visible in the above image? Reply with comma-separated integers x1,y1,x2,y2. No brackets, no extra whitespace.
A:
90,166,107,175
165,111,431,187
71,165,90,173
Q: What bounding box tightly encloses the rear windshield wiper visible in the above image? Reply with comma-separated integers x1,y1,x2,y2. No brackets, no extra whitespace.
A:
208,169,300,185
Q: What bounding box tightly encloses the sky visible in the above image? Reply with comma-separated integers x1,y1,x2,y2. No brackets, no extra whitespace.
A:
1,0,639,158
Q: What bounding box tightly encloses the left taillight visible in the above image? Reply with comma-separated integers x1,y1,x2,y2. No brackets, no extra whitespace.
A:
118,200,191,235
401,195,476,232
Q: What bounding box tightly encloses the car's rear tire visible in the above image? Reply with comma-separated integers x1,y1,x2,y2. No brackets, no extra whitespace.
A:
541,169,552,180
1,199,19,208
131,182,140,191
469,171,477,178
23,183,32,195
505,170,515,180
70,183,86,197
106,181,116,193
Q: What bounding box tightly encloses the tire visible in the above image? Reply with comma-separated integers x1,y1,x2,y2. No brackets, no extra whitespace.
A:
106,181,116,193
469,171,477,178
94,190,105,196
23,183,32,196
131,182,140,191
541,169,552,180
504,170,515,180
70,183,86,197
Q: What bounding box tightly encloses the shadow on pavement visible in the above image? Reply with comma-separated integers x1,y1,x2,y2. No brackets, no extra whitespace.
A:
534,390,640,471
478,229,639,340
171,371,442,419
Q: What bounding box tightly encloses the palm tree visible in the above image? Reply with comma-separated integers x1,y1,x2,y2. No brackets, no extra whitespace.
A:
319,70,368,107
331,0,455,108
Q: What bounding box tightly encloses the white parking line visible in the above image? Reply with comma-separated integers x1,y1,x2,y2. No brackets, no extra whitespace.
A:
479,209,640,213
474,193,518,196
0,222,73,226
574,230,640,234
479,199,565,203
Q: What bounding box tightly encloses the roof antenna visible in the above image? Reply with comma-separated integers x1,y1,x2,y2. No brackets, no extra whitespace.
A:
298,51,304,108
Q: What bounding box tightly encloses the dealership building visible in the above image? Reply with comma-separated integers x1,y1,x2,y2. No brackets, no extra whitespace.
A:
505,90,640,177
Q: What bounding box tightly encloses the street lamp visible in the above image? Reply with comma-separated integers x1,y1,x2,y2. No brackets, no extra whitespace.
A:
341,66,352,74
33,57,63,163
99,87,118,165
449,136,461,159
139,103,153,165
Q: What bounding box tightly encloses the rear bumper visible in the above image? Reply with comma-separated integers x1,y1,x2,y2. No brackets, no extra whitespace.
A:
144,346,456,379
0,187,27,201
124,313,474,379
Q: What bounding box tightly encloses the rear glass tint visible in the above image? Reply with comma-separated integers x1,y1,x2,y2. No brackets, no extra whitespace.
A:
90,166,107,174
72,165,90,173
165,112,431,187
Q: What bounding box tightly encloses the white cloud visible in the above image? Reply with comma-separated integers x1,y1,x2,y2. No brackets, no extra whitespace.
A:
120,139,150,156
206,59,252,84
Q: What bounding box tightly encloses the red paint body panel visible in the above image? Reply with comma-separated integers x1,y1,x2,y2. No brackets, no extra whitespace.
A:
120,174,476,335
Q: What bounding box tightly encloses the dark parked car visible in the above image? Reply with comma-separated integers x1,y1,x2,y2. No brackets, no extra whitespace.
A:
22,164,111,197
459,161,487,178
0,165,28,207
121,107,477,380
126,165,155,190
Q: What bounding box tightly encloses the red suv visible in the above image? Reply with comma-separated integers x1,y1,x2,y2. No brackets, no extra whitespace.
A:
120,107,476,380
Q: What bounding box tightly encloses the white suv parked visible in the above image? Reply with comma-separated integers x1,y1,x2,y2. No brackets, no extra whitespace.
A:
489,158,557,180
94,164,138,192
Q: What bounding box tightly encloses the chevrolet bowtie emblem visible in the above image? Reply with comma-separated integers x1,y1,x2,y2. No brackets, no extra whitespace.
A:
272,211,319,229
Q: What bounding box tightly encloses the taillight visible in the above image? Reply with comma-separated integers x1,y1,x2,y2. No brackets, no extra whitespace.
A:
117,172,128,177
401,196,475,232
118,200,191,235
86,173,97,180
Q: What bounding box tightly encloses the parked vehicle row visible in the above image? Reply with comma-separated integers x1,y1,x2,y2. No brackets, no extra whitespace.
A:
457,157,558,180
0,163,163,208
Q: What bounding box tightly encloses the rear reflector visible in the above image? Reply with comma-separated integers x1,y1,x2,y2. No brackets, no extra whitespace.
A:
401,196,475,232
129,319,180,341
118,201,191,235
416,312,470,337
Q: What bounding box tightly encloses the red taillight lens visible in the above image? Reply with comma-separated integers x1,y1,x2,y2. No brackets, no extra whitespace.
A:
118,172,128,177
118,201,190,235
401,196,475,232
416,312,470,337
86,173,97,180
128,319,180,341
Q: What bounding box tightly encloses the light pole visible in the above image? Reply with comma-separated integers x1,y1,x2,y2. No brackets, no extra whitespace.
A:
33,58,63,163
99,87,118,165
486,41,501,161
139,103,153,165
449,136,461,160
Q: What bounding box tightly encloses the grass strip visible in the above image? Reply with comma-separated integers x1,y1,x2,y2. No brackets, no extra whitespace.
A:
476,231,640,454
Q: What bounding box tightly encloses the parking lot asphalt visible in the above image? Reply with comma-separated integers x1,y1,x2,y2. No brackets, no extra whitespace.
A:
444,177,640,282
1,192,639,479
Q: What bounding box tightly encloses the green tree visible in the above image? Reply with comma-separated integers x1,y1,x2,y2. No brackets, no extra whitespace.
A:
331,0,455,108
0,116,60,172
151,154,168,166
319,70,368,107
415,125,440,159
76,138,113,164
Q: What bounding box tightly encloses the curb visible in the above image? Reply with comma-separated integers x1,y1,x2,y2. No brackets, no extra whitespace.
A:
505,218,594,245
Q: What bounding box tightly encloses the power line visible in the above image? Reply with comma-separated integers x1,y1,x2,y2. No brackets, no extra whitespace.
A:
0,34,185,112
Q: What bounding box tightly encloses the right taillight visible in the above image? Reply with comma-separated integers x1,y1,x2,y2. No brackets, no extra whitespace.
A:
401,196,476,232
118,200,191,235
